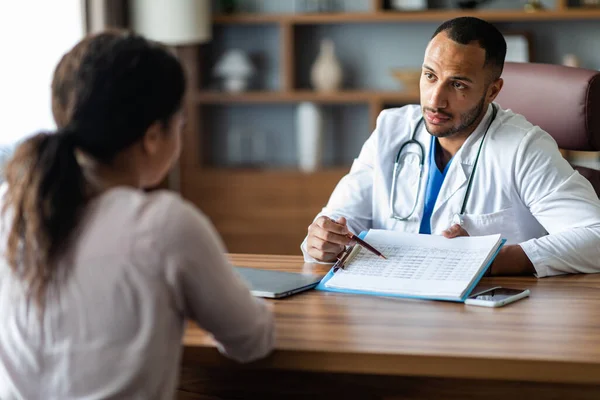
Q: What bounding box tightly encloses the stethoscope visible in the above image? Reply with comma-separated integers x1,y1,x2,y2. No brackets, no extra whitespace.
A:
389,104,498,221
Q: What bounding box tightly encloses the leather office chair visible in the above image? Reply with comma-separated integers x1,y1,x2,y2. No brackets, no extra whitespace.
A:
495,62,600,197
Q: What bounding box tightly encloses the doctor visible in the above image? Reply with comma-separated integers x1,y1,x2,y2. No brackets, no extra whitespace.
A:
301,17,600,277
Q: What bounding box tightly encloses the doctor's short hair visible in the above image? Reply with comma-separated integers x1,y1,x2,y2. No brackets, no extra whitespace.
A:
432,17,507,80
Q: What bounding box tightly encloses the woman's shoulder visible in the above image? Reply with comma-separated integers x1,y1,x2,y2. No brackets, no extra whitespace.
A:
90,187,217,262
142,189,205,227
124,189,226,266
100,187,205,229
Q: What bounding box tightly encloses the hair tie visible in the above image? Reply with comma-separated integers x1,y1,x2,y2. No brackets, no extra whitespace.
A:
56,125,78,148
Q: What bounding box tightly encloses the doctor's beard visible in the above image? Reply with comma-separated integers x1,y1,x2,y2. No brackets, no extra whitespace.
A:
423,95,486,139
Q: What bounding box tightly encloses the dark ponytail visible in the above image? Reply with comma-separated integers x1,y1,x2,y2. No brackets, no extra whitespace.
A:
3,128,86,308
2,30,186,310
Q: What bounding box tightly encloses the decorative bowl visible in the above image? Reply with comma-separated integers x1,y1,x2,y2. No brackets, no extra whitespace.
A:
390,69,421,92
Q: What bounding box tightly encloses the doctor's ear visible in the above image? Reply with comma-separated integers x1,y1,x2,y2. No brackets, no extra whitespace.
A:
486,78,504,103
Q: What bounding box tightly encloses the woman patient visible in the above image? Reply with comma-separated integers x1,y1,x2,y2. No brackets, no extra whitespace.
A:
0,31,274,399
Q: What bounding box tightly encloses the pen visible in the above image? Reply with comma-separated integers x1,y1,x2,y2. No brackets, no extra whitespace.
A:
347,233,387,260
328,217,387,260
333,246,353,272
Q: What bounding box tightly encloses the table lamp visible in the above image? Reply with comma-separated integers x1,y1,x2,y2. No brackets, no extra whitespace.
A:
129,0,212,45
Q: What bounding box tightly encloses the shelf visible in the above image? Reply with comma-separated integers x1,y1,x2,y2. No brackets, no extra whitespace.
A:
189,167,351,176
213,9,600,24
213,13,284,24
194,90,419,104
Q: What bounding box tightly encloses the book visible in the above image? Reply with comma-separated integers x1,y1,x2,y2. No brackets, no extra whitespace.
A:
315,229,505,302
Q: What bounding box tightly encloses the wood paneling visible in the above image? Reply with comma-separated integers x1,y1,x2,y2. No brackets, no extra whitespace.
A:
180,169,348,254
178,254,600,398
280,22,294,92
177,368,600,400
176,45,202,168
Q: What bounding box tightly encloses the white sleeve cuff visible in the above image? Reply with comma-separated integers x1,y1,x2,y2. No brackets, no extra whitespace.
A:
519,240,550,278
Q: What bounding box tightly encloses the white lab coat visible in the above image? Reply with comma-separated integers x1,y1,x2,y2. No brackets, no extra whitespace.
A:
301,103,600,277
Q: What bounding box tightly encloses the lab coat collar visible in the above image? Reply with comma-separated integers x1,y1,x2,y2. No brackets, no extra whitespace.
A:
431,103,495,219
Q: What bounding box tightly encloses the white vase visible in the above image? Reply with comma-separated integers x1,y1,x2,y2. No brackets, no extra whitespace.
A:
310,39,343,92
296,102,323,173
224,77,249,92
389,0,427,10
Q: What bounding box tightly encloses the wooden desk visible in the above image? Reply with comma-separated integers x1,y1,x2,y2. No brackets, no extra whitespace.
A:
178,254,600,399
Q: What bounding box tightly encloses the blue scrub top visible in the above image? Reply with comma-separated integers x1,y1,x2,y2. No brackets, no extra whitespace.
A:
419,137,453,234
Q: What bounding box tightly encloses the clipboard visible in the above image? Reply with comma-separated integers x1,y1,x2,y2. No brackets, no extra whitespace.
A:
316,230,505,302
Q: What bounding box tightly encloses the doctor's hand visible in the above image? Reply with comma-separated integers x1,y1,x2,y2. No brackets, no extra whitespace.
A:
306,216,353,262
442,224,470,238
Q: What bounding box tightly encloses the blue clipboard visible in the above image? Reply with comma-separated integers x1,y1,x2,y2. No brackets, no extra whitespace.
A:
315,231,506,302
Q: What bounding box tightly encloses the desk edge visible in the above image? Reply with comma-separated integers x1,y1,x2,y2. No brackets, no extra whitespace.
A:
182,345,600,385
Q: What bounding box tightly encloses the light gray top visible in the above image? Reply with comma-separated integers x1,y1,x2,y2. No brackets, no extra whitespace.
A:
0,186,274,399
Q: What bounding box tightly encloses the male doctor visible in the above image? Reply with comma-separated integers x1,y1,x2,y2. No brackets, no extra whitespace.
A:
301,17,600,277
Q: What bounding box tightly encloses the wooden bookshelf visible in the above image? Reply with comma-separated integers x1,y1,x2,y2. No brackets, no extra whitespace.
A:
557,0,569,11
176,2,600,255
194,90,420,104
213,9,600,25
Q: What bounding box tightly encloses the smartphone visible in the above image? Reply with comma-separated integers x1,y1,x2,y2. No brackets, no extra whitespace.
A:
464,287,530,308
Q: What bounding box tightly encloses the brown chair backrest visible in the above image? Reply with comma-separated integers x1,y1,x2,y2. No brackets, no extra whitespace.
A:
495,62,600,196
